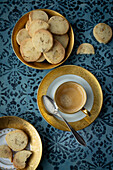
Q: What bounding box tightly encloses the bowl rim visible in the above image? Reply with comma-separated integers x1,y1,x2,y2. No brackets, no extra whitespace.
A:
0,116,43,169
11,8,74,70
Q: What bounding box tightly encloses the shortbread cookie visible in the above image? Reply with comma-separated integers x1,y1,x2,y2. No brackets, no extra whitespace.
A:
16,28,30,45
28,20,49,37
29,10,48,22
13,150,32,169
77,43,95,54
48,16,69,35
20,38,41,62
44,40,65,64
0,145,12,162
25,20,31,31
93,23,112,44
36,53,45,62
6,130,28,151
32,29,53,52
54,34,69,48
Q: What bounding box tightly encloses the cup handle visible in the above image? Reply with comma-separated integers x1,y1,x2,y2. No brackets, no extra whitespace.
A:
81,107,91,117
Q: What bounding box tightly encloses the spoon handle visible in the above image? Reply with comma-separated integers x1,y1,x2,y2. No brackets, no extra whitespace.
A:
59,114,86,146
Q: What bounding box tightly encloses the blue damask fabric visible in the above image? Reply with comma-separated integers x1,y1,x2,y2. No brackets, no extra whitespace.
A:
0,0,113,170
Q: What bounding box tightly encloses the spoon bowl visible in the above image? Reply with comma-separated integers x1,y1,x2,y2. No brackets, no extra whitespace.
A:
42,95,86,146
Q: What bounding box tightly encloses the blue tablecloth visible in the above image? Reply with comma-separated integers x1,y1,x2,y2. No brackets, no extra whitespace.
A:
0,0,113,169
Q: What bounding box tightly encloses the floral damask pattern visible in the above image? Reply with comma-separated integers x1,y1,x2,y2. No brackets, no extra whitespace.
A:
0,0,113,169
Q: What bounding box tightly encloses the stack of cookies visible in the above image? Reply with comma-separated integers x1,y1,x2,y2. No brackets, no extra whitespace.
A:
16,10,70,64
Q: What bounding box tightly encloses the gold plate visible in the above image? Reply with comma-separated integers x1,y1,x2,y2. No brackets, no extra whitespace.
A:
0,116,42,170
37,65,103,131
12,9,74,70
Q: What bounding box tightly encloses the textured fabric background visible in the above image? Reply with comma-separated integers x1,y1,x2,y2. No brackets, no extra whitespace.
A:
0,0,113,169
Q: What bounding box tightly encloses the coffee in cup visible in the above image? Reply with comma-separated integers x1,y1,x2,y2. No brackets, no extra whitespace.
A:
54,81,90,116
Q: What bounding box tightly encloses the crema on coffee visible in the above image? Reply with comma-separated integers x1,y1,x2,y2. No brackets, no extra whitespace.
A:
55,81,87,114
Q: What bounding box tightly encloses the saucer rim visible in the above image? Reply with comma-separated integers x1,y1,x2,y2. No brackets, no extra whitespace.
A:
37,65,103,131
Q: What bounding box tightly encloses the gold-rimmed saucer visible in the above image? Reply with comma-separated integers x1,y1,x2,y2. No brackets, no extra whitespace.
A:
0,116,42,170
37,65,103,131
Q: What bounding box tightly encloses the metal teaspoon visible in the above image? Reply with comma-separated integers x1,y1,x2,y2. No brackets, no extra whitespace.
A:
42,95,86,147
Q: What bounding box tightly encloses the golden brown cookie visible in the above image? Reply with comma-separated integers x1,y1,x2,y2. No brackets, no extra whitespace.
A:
25,20,31,31
93,23,112,44
44,39,65,64
16,28,30,45
77,43,95,54
29,10,48,22
6,130,28,151
32,29,53,52
13,150,32,169
0,145,13,162
20,38,41,62
36,53,45,62
48,16,69,35
28,20,49,37
54,34,69,48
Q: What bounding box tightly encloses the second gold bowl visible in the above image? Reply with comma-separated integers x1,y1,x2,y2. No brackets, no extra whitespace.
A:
0,116,42,169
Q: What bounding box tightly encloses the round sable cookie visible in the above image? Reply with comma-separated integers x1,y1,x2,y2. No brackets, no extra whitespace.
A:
93,23,112,44
48,16,69,35
6,130,28,151
25,20,31,31
32,29,53,52
54,34,69,48
77,43,95,54
20,38,41,62
29,10,48,22
28,20,49,37
16,28,31,45
36,53,45,62
0,145,13,162
44,39,65,64
13,150,32,169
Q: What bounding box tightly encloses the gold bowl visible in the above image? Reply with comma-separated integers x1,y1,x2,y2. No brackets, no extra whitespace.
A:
11,9,74,70
0,116,42,170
